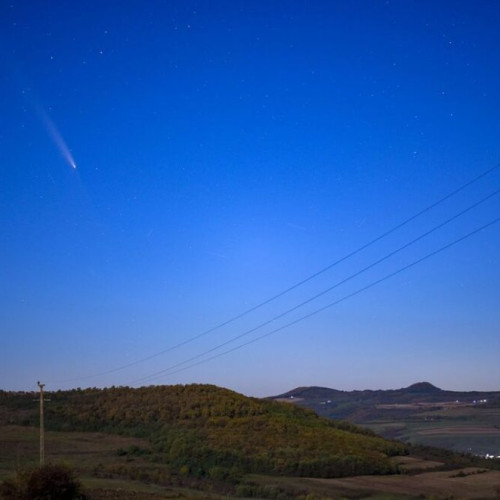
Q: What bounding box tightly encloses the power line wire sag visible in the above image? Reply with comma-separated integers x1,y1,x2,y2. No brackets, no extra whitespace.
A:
133,215,500,385
50,162,500,385
129,189,499,382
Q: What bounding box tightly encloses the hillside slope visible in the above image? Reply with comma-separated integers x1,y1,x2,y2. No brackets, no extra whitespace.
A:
0,384,406,479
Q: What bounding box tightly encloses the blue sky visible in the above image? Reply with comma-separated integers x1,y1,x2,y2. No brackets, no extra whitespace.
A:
1,1,499,396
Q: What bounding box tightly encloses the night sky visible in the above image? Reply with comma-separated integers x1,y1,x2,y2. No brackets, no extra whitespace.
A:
1,1,499,396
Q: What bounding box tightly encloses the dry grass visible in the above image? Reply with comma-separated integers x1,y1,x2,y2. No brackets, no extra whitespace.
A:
83,478,222,499
418,425,500,436
0,425,150,475
248,466,500,499
390,455,444,472
310,468,500,498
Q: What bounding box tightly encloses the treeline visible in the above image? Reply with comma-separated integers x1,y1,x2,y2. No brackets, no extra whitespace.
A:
1,384,407,479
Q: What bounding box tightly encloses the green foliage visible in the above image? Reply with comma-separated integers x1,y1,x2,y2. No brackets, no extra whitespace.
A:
0,464,85,499
1,384,408,480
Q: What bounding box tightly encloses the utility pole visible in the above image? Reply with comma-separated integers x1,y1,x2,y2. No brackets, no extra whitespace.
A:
37,381,46,466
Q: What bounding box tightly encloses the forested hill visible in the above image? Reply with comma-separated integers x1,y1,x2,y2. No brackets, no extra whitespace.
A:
0,384,406,478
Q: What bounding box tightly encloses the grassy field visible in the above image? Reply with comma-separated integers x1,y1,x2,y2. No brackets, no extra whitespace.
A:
0,425,150,475
2,424,500,498
308,467,500,498
365,406,500,456
0,425,224,498
247,465,500,499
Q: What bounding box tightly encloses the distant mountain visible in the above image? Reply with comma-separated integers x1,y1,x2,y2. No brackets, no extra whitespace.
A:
270,382,500,422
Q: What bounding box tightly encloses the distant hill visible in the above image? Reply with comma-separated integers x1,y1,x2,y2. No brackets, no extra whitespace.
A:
269,382,500,456
276,386,343,400
271,382,500,419
0,384,406,479
405,382,442,393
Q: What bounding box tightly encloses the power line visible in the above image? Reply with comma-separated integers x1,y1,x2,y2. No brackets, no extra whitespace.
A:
133,215,500,385
128,188,498,381
50,162,500,384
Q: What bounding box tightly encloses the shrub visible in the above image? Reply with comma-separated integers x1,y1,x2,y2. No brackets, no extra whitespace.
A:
0,464,85,499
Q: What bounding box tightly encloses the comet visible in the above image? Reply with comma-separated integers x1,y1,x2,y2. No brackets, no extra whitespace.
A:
38,107,77,169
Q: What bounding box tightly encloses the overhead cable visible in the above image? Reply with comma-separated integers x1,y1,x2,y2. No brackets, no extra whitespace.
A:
132,213,500,385
50,163,500,384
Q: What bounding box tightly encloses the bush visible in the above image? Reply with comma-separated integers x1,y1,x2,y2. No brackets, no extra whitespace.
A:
208,466,229,481
0,464,85,499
